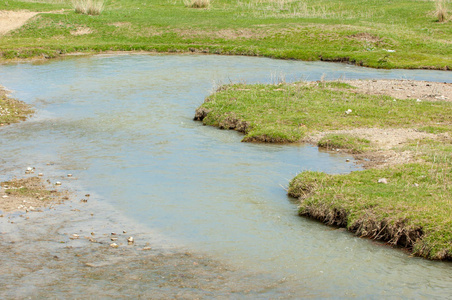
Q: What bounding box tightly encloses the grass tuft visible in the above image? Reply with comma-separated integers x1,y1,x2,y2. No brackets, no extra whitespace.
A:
318,134,372,153
72,0,105,15
184,0,210,8
435,0,448,22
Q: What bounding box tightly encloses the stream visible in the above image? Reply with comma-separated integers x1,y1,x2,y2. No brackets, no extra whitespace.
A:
1,54,452,298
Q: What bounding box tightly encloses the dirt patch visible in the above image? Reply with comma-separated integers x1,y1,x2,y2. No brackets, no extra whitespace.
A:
70,26,93,36
174,28,263,40
0,176,68,214
304,79,452,168
347,32,383,44
342,79,452,102
0,10,39,35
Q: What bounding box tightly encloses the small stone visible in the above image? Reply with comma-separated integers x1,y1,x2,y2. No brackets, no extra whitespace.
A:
85,194,90,197
127,237,134,244
55,182,62,186
26,167,33,171
80,199,88,203
142,247,152,251
70,234,80,240
111,237,118,241
38,173,43,176
123,230,127,234
91,232,95,236
110,243,119,248
413,183,419,187
67,174,73,177
111,232,117,235
345,159,350,162
378,178,388,184
2,195,8,198
88,237,97,243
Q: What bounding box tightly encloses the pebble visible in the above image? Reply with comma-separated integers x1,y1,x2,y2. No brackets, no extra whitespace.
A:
378,178,388,184
346,159,350,162
110,243,119,248
70,234,80,240
67,174,73,177
38,173,43,176
2,195,8,198
111,232,117,235
55,182,62,186
142,247,152,251
127,237,134,244
111,237,118,241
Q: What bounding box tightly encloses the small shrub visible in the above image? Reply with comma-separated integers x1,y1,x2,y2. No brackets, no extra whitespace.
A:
435,0,448,22
72,0,105,15
184,0,210,8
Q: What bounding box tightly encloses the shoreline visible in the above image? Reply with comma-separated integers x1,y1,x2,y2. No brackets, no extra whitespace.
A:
0,82,293,297
195,78,452,260
2,50,452,72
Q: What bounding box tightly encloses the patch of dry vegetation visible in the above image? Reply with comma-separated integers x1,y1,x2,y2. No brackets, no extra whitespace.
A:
72,0,105,15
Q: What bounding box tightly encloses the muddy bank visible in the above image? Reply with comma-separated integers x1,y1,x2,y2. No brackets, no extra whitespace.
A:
0,176,69,214
0,85,33,126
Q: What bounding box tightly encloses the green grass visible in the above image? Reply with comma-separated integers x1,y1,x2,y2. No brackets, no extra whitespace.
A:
288,144,452,259
318,134,372,153
195,81,452,142
197,80,452,259
0,88,34,125
0,0,451,69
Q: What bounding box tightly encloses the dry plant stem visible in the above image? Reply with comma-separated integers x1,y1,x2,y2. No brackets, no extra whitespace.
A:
72,0,105,15
435,0,448,22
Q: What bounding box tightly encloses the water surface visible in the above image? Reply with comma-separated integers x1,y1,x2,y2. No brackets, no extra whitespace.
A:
1,54,452,298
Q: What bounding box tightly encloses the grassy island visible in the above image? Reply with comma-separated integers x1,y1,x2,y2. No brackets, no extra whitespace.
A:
195,79,452,259
0,0,451,69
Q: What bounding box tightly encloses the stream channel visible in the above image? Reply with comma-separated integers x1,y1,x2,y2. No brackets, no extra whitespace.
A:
1,54,452,298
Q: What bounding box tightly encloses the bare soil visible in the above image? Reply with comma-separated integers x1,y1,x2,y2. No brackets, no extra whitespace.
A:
0,176,68,214
306,79,452,168
0,10,39,35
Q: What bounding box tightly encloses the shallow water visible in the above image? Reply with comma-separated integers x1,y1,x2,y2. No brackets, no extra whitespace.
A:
1,54,452,298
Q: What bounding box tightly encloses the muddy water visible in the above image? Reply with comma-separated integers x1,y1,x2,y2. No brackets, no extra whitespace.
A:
1,54,452,298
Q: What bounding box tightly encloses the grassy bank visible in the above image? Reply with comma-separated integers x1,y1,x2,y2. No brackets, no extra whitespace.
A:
0,86,33,125
195,81,452,143
0,0,451,69
195,80,452,259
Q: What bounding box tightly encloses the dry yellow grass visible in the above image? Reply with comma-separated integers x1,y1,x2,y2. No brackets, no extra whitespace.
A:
72,0,105,15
